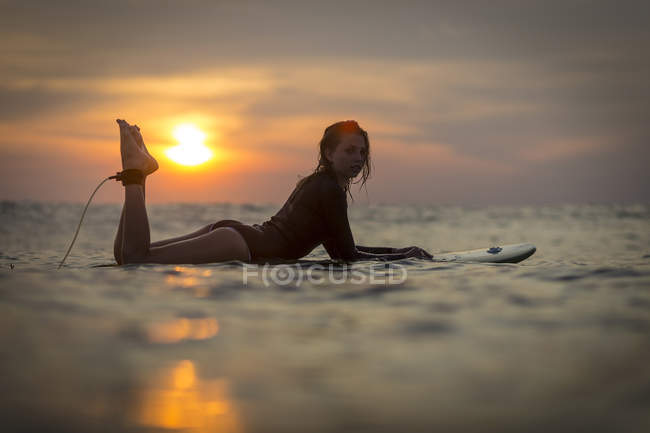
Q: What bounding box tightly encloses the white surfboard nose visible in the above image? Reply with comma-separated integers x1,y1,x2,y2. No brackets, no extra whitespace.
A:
434,243,536,264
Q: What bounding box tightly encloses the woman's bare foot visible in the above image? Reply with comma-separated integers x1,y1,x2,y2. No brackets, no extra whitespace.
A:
117,119,157,173
117,119,158,175
130,123,158,176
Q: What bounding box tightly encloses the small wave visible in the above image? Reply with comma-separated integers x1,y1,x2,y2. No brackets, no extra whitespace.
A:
337,283,415,300
627,297,650,310
401,319,455,335
428,302,461,313
521,266,646,282
600,317,650,333
508,294,538,307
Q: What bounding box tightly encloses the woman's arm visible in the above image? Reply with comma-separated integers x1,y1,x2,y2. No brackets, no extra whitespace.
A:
323,239,425,261
357,245,433,258
319,181,432,262
356,247,433,260
354,248,410,261
356,245,395,254
323,239,405,261
320,184,359,261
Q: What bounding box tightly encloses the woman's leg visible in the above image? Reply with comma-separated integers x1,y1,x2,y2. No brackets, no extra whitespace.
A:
115,119,250,264
114,122,156,263
120,187,249,264
113,207,126,264
113,122,216,257
116,218,246,262
115,218,214,263
120,183,151,262
114,177,202,261
141,227,251,264
150,224,213,248
113,178,144,264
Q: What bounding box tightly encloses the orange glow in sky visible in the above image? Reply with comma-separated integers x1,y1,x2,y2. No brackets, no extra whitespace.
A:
0,3,645,205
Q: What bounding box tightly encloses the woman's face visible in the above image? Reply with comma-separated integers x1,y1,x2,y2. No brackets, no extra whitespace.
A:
326,133,368,181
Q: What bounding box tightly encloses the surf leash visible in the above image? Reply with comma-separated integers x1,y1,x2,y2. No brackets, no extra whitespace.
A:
58,172,126,269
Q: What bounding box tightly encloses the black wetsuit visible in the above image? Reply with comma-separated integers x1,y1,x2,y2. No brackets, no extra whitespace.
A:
210,169,358,262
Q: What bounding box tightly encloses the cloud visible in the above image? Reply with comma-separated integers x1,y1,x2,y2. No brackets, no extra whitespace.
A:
2,1,648,75
519,138,608,163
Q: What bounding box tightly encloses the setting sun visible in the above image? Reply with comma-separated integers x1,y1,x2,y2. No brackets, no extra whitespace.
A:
166,124,213,166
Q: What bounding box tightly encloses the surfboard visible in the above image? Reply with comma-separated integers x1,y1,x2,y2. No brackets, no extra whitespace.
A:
433,243,536,264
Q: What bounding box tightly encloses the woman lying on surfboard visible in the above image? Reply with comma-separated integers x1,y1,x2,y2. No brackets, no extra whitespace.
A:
113,119,433,265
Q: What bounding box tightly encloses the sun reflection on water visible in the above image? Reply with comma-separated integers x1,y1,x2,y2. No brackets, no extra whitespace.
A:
164,266,214,297
136,360,243,432
147,318,219,344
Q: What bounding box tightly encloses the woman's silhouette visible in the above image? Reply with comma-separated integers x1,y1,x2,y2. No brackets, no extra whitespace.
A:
113,119,432,264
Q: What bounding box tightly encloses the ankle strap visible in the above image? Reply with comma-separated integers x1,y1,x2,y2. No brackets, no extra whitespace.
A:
110,169,144,186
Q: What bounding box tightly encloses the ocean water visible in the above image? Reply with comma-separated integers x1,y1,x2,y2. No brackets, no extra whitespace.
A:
1,201,649,433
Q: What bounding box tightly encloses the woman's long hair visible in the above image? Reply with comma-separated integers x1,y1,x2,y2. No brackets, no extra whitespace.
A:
296,120,372,201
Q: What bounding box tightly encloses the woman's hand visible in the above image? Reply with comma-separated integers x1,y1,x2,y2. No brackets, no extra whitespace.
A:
398,246,433,259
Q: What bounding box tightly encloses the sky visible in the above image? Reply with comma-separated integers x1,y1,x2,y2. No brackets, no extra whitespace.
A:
1,0,648,205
